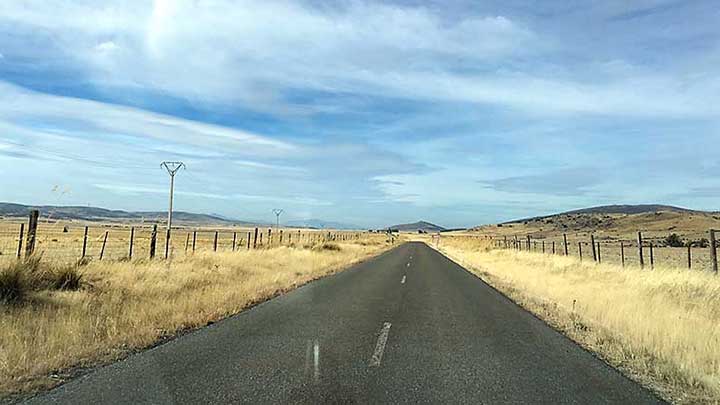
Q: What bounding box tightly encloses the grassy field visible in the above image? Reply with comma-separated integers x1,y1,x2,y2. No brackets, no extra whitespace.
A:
0,234,392,398
0,219,352,265
423,235,720,404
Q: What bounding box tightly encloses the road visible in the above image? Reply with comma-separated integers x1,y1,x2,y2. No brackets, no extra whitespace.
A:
26,242,663,404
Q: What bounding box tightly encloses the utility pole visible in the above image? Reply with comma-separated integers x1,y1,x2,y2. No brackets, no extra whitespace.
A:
161,161,186,233
272,208,284,231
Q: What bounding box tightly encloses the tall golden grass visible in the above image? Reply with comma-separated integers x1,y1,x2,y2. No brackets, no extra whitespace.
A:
431,235,720,404
0,237,391,397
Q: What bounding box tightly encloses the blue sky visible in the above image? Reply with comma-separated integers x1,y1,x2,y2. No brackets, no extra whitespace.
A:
0,0,718,228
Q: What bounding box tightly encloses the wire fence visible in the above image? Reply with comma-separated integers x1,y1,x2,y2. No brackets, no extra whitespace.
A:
0,215,364,266
487,231,719,273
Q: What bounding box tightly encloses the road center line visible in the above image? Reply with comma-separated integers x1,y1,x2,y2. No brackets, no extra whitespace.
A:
313,339,320,382
401,275,406,284
369,322,392,367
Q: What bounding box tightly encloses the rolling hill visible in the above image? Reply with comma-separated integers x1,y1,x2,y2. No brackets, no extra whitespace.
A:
388,221,446,232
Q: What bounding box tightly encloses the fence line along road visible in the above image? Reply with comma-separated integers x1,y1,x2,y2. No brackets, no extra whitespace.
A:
486,230,719,273
0,210,365,265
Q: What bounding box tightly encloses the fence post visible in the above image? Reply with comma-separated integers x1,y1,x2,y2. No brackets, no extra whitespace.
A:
16,223,25,258
164,228,171,259
620,241,625,267
25,209,39,257
247,232,251,249
590,235,597,262
563,234,568,256
232,231,237,251
253,228,258,249
542,241,545,253
149,224,157,259
526,235,531,250
259,232,263,246
213,231,219,252
710,229,717,273
185,232,190,253
81,226,89,259
687,244,692,269
280,230,283,245
99,230,109,260
129,227,135,259
637,232,644,269
288,231,292,244
192,230,197,252
578,242,583,261
597,242,601,263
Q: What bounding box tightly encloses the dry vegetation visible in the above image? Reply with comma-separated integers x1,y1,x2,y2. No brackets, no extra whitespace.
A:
0,235,392,397
424,235,720,404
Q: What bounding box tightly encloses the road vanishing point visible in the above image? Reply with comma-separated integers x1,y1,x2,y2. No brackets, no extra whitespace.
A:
26,242,663,404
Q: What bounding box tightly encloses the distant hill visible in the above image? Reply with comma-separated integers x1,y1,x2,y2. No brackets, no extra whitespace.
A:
506,204,703,224
388,221,446,232
0,202,262,226
285,219,360,230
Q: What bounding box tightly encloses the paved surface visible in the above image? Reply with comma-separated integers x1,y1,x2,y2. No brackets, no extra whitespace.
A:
27,242,663,404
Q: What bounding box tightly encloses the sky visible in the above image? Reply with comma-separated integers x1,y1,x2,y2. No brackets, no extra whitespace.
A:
0,0,718,229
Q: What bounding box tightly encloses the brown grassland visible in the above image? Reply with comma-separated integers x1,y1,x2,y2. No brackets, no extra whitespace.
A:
420,234,720,404
0,231,393,398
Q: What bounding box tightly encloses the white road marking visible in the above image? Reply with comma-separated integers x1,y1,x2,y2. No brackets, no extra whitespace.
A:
313,340,320,382
401,275,406,284
406,262,410,267
370,322,392,367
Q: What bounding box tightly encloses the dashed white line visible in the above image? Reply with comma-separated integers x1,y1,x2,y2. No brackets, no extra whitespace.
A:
369,322,392,367
313,340,320,382
401,275,406,284
406,262,410,267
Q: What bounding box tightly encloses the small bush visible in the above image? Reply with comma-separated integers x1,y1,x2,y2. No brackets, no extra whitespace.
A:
692,238,709,248
52,266,83,290
313,243,341,252
0,263,25,304
664,233,685,247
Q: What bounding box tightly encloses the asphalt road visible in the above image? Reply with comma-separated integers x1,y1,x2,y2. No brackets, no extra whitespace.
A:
27,242,663,404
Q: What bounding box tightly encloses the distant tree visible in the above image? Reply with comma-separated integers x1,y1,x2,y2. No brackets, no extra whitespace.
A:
664,233,684,247
497,224,503,227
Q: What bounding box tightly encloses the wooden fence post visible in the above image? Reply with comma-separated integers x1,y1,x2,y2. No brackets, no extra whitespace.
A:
649,243,655,270
149,224,157,259
192,230,197,252
232,232,237,251
213,231,218,252
129,227,135,259
25,209,39,257
597,242,601,263
563,234,568,256
710,229,717,273
620,241,625,267
687,244,692,269
81,226,89,259
253,228,258,249
280,230,283,244
99,230,109,260
16,223,24,258
247,232,251,249
259,232,263,246
288,231,292,244
526,235,531,251
184,232,190,253
637,232,644,269
542,241,545,253
268,229,272,245
552,241,555,254
164,228,171,259
578,242,583,261
590,235,597,262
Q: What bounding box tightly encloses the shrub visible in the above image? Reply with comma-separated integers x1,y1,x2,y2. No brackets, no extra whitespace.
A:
692,238,709,248
313,242,341,252
51,266,83,290
0,263,25,304
664,233,684,247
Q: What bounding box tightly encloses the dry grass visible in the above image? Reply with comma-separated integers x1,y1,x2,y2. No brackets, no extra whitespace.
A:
428,235,720,404
0,237,391,397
